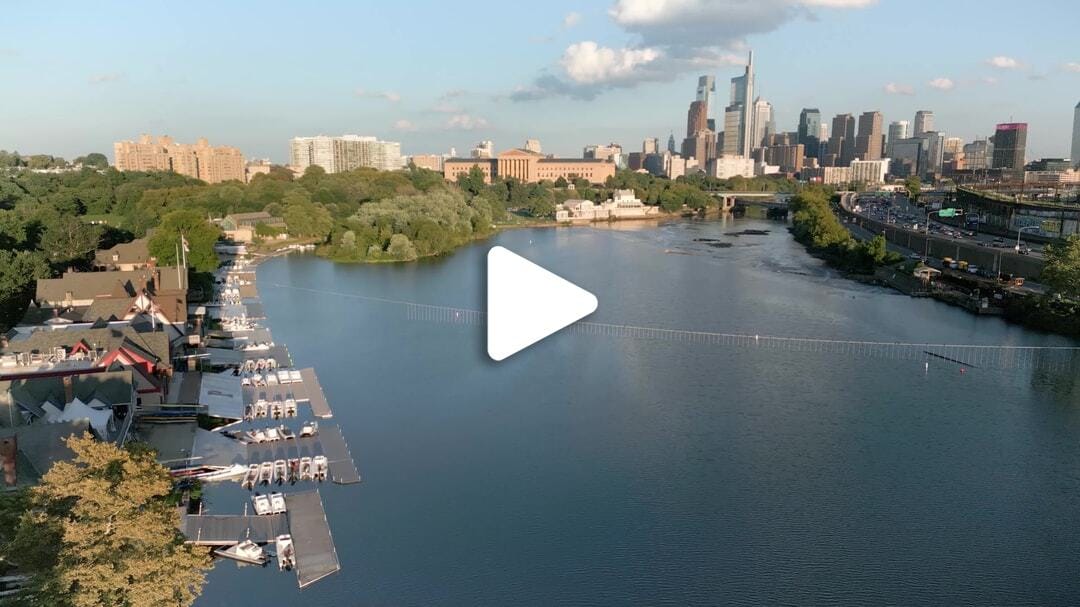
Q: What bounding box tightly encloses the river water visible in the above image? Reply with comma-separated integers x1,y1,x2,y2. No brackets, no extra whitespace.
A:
196,216,1080,606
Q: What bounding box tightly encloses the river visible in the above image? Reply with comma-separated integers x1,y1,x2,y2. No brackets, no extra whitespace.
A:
195,215,1080,606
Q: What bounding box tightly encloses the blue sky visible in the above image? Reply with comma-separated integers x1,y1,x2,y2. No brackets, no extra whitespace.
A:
1,0,1077,162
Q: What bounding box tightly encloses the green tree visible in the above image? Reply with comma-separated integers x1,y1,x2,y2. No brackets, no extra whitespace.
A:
147,209,221,272
386,233,418,260
1042,235,1080,299
39,216,103,267
3,434,211,607
904,176,921,200
73,153,109,169
0,250,50,332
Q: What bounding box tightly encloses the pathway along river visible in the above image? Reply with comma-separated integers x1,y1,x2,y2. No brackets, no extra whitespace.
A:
196,215,1080,606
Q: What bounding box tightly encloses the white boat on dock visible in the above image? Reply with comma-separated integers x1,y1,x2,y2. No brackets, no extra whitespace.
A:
274,459,288,485
258,461,273,485
252,494,272,515
313,455,328,482
299,421,318,438
270,492,287,514
213,540,269,566
276,534,295,571
242,464,259,490
299,457,313,481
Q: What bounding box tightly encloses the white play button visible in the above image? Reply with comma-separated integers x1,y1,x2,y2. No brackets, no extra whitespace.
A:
486,246,598,361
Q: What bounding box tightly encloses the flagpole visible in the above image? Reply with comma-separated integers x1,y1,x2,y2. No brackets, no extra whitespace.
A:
175,241,182,289
180,232,188,289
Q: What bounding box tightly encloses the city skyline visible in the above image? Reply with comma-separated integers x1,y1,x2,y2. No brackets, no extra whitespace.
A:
0,1,1078,162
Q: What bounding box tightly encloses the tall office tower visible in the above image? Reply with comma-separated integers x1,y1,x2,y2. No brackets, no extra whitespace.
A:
798,108,822,159
643,137,660,154
991,123,1028,171
913,110,934,137
923,131,946,176
963,139,991,170
667,133,677,154
686,100,708,138
114,135,245,183
290,135,402,173
751,97,774,151
887,120,909,156
697,75,716,131
681,129,717,164
826,113,856,166
1072,101,1080,168
723,51,754,157
855,111,884,160
524,139,542,154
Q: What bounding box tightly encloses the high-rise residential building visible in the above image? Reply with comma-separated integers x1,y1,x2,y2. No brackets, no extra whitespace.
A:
826,113,856,167
914,110,934,137
472,140,495,158
723,51,754,157
798,108,822,159
114,135,245,183
887,120,909,156
855,111,884,160
850,159,890,184
991,123,1028,171
643,138,660,154
667,133,677,154
1071,101,1080,168
686,100,708,138
289,135,401,173
524,139,542,154
751,97,774,151
409,154,445,172
922,131,946,177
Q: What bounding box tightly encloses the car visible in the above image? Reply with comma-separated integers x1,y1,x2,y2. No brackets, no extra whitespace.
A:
1018,246,1031,255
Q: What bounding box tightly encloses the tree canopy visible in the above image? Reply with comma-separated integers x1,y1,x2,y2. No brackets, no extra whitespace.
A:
3,434,210,607
1042,235,1080,299
148,209,222,272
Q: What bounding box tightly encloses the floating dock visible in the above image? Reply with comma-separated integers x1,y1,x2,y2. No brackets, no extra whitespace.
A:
181,512,288,546
286,490,341,588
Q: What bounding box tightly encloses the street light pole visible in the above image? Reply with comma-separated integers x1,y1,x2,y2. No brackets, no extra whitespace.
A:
1015,225,1038,253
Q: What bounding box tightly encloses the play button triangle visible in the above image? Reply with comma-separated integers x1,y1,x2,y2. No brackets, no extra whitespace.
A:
486,246,598,361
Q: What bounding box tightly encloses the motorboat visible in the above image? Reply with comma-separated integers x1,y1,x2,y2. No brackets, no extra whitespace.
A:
313,455,329,482
279,425,295,441
264,427,281,442
252,493,272,515
299,421,318,438
299,457,313,481
288,459,299,484
242,464,259,490
258,461,273,486
284,399,298,417
275,535,295,571
269,492,287,514
200,464,248,483
214,540,269,566
273,460,287,485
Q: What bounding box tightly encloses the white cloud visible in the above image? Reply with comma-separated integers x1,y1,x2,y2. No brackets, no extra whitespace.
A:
513,0,874,101
927,77,955,91
981,76,998,85
445,114,489,130
393,119,417,132
985,56,1020,69
560,41,662,84
88,72,123,84
1064,62,1080,73
563,11,582,28
354,88,401,102
883,82,914,95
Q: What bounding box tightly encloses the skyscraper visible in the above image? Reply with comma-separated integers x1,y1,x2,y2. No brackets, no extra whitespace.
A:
751,97,774,151
914,110,934,137
1072,101,1080,168
798,108,822,159
667,133,677,154
826,113,856,166
686,100,708,138
992,123,1028,171
643,137,659,154
697,75,716,131
855,111,884,160
887,121,908,152
723,51,754,157
524,139,542,154
290,135,402,173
